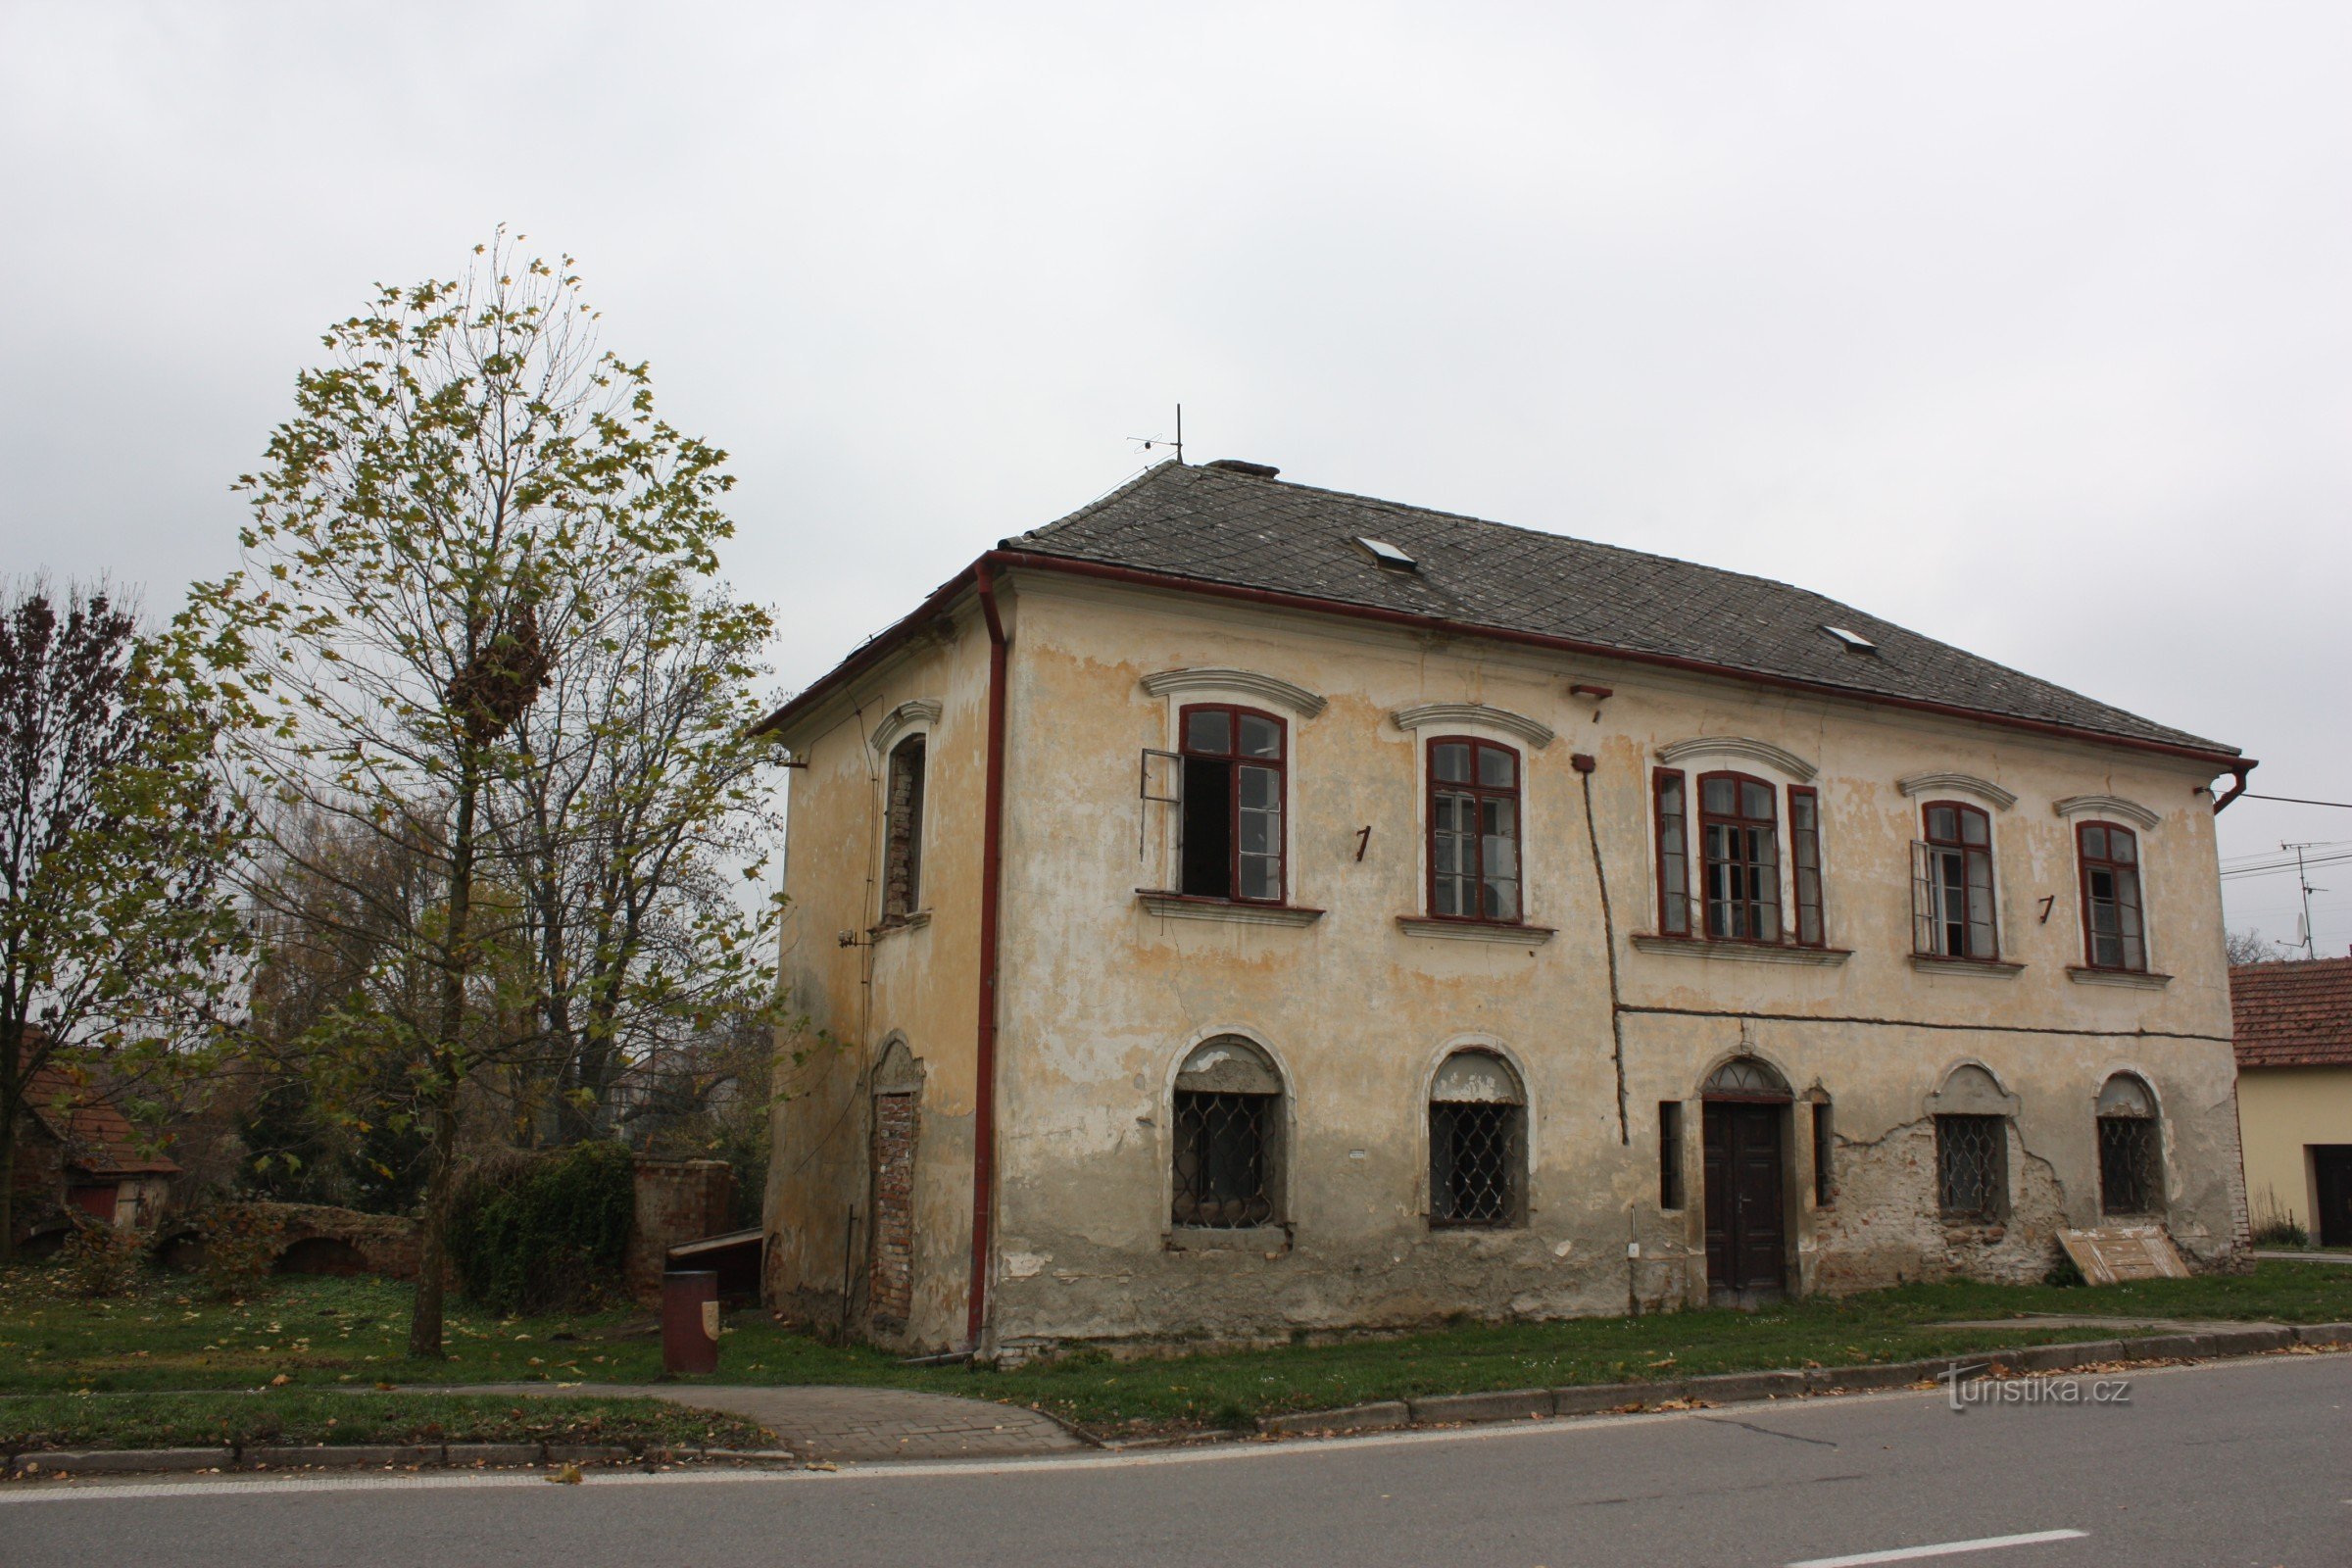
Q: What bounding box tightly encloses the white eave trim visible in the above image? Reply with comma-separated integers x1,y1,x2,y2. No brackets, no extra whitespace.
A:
870,699,943,756
1656,736,1817,782
2052,794,2161,830
1140,667,1327,718
1897,771,2018,810
1391,702,1555,750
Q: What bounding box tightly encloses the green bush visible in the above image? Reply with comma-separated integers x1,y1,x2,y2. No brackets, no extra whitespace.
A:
199,1202,286,1301
60,1222,143,1298
2251,1218,2309,1249
445,1142,635,1315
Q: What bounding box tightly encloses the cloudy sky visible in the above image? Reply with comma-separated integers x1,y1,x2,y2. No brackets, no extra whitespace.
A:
4,3,2347,952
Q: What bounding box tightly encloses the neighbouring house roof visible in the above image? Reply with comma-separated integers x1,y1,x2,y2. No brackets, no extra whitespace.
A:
19,1064,180,1178
1005,461,2233,759
2231,957,2352,1070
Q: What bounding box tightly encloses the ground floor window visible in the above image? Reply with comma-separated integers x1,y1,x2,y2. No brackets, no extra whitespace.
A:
1429,1050,1527,1227
1936,1113,2007,1220
2095,1073,2161,1216
1171,1036,1285,1228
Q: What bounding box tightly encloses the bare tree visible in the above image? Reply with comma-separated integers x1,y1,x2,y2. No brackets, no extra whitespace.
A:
2226,928,2286,966
0,583,246,1260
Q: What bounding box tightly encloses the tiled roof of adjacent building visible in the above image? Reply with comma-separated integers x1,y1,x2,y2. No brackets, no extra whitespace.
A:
19,1063,180,1177
1006,460,2235,759
2231,957,2352,1070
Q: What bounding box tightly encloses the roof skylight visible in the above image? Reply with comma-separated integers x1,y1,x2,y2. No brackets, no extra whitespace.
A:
1822,624,1878,654
1358,537,1416,570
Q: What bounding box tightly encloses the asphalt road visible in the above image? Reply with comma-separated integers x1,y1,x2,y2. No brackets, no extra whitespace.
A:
7,1354,2348,1568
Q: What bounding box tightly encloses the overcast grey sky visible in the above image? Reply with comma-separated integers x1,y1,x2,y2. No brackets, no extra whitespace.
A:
4,3,2347,952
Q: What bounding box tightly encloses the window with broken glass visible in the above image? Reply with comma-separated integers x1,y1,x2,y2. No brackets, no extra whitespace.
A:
2077,821,2147,971
1936,1113,2007,1220
1429,738,1522,922
1913,801,1996,959
1700,772,1780,941
1429,1051,1527,1227
2096,1075,2162,1215
1170,1037,1284,1229
1178,705,1286,904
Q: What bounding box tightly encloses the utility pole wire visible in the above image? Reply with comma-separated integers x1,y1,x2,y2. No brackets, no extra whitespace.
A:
2243,792,2352,809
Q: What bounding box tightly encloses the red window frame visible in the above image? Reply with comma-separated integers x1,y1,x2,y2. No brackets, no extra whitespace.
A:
1698,770,1781,942
1653,768,1690,935
1177,703,1287,905
2076,820,2147,971
1922,800,1997,959
1788,784,1825,948
1426,736,1523,924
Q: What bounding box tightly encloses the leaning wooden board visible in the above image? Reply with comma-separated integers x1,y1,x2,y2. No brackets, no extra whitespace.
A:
2058,1225,2191,1285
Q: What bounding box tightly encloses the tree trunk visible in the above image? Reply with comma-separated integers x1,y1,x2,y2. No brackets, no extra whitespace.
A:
408,1091,460,1358
408,762,480,1360
0,1117,18,1267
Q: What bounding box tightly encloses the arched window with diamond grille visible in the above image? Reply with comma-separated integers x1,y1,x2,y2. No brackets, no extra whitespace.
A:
1429,1049,1527,1228
2096,1073,2163,1216
1171,1037,1285,1229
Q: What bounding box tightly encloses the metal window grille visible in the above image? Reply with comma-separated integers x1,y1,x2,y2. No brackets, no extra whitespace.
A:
1430,1102,1522,1226
1936,1113,2006,1219
1172,1090,1274,1227
2098,1115,2162,1215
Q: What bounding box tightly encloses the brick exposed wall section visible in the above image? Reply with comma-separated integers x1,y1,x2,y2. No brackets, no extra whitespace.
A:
628,1159,736,1303
869,1093,918,1323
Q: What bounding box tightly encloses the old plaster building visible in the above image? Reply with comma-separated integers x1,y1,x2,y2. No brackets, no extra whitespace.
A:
760,460,2253,1355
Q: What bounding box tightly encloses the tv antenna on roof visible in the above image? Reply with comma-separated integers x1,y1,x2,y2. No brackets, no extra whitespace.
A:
2285,841,2329,960
1128,403,1183,465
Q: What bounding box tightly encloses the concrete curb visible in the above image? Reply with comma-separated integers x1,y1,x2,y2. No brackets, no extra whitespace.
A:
1255,1323,2352,1438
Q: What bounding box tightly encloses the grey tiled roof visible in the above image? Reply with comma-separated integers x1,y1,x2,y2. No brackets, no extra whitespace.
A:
1007,461,2233,758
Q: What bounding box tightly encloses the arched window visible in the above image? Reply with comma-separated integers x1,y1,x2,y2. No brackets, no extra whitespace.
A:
1428,738,1522,922
1172,1037,1284,1228
2096,1073,2162,1216
1429,1050,1527,1228
1179,706,1286,903
2077,822,2146,971
883,734,927,921
1915,801,1997,959
1699,772,1781,941
1930,1064,2013,1221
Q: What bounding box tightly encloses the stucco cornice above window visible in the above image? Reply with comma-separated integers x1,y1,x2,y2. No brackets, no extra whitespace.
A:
869,699,943,756
1656,736,1817,782
1392,702,1554,750
2052,794,2160,830
1897,771,2018,810
1140,667,1327,718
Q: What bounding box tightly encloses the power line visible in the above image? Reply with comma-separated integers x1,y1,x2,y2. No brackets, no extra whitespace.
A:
2241,792,2352,809
2219,849,2352,881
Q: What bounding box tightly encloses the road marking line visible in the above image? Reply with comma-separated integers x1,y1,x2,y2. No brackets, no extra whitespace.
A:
1788,1529,2089,1567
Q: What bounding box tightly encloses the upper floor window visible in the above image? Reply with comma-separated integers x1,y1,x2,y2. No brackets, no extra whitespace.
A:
1654,770,1691,935
2077,821,2146,971
1429,738,1521,922
1179,705,1285,903
1914,801,1996,959
1699,772,1781,942
883,734,927,921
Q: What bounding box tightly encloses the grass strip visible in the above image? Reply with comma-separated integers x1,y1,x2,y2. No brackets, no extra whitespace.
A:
0,1390,770,1455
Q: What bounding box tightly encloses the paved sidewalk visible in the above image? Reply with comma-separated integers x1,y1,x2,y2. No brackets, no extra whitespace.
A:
457,1382,1087,1463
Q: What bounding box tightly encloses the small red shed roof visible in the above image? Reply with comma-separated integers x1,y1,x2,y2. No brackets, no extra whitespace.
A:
20,1064,181,1177
2231,957,2352,1070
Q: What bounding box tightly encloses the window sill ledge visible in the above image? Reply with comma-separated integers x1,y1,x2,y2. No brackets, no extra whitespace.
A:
1135,891,1325,927
1631,934,1849,966
870,909,932,937
2066,965,2172,990
1396,916,1556,946
1908,954,2024,977
1164,1224,1291,1253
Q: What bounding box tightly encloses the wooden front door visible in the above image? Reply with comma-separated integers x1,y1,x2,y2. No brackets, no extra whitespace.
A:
1703,1102,1787,1295
2315,1147,2352,1249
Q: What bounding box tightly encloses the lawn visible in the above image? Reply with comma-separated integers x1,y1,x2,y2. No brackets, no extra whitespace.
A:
3,1258,2345,1440
0,1389,769,1456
